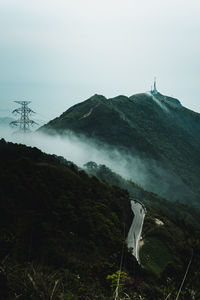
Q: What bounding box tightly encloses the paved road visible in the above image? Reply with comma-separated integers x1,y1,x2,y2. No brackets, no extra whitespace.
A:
126,200,146,262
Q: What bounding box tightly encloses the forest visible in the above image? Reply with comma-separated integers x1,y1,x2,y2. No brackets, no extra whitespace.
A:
0,139,200,299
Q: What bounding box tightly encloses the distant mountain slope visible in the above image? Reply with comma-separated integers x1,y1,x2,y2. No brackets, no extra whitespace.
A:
84,161,200,230
39,92,200,206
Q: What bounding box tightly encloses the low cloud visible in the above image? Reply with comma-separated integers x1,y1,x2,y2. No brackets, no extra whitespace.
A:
0,126,193,202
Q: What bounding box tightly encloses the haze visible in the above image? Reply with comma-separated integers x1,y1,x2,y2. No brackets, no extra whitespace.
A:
0,0,200,121
1,127,189,202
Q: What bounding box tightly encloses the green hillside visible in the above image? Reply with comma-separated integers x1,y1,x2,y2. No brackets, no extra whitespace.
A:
84,162,200,230
0,138,136,299
39,92,200,207
0,139,200,299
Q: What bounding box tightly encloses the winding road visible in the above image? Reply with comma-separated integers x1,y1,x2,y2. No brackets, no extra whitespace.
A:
126,199,146,262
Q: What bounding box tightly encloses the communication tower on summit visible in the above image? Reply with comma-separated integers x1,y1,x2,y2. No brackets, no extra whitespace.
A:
151,77,158,95
10,101,37,133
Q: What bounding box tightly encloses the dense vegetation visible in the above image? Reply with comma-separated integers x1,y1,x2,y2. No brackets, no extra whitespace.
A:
84,162,200,299
0,139,139,299
40,92,200,207
0,139,200,299
84,162,200,230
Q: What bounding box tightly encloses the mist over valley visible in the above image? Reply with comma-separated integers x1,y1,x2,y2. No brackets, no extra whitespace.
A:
1,89,200,299
2,90,198,207
1,1,200,298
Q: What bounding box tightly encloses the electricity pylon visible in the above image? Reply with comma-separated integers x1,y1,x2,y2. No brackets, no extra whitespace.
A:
10,101,37,133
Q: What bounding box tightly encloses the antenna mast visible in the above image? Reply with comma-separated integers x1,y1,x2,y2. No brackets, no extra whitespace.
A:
10,101,37,133
151,77,158,95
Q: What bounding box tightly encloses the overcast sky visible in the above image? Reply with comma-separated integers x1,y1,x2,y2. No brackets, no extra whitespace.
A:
0,0,200,122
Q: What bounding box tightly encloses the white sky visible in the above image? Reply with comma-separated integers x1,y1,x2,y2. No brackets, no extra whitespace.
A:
0,0,200,121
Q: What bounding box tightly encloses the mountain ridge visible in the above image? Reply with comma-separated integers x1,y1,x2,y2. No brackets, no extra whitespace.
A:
39,91,200,207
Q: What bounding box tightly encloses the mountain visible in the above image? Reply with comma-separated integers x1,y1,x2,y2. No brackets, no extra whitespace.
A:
39,91,200,207
0,139,200,299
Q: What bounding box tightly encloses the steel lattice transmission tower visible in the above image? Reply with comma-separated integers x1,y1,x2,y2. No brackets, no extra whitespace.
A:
10,101,38,133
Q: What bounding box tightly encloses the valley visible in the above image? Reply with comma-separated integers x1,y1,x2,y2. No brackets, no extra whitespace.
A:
0,138,199,299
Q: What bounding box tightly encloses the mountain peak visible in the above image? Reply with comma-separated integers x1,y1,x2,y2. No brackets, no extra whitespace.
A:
88,94,107,101
147,77,182,108
150,92,182,108
130,92,182,109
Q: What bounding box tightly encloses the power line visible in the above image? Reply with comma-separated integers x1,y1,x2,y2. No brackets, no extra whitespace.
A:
10,101,38,133
175,250,193,300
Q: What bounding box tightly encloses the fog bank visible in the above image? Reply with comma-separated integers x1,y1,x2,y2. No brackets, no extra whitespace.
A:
0,127,192,202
